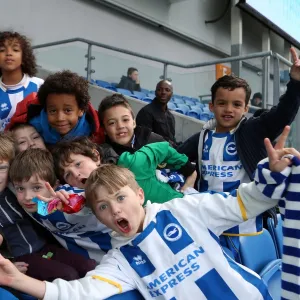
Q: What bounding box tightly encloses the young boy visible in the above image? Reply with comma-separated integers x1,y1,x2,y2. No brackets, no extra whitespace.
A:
177,47,300,259
0,130,296,300
51,137,196,204
0,31,44,131
0,132,96,282
98,94,188,190
9,123,46,153
5,70,105,144
98,93,165,155
9,148,112,263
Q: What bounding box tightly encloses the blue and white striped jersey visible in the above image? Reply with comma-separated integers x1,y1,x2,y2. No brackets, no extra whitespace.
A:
201,130,250,192
44,178,278,300
29,184,112,263
201,130,262,237
255,156,300,300
0,74,44,131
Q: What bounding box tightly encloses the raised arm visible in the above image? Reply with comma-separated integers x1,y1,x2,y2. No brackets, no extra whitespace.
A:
255,48,300,141
118,142,194,178
0,253,136,300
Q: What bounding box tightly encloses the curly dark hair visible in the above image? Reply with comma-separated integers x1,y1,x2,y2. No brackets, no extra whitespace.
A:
211,75,251,106
0,31,37,77
37,70,90,111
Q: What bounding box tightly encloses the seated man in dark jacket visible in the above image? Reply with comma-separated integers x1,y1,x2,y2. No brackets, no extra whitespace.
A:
136,80,177,147
117,67,141,92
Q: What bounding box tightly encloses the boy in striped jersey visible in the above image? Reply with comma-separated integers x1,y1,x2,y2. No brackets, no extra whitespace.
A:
0,31,44,131
0,128,297,300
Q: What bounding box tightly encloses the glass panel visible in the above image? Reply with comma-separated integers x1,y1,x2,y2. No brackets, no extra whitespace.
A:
35,42,89,77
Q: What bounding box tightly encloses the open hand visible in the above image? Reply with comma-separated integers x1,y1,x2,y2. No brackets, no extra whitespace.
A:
264,126,300,172
290,48,300,81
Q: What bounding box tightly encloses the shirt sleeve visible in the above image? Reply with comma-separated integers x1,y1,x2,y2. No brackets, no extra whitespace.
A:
169,158,286,236
43,253,136,300
118,142,189,178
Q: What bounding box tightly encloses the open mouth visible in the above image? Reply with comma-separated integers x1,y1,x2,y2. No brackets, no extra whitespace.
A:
116,218,131,234
81,178,87,185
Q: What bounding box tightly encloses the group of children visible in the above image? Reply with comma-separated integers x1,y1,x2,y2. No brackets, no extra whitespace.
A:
0,30,299,299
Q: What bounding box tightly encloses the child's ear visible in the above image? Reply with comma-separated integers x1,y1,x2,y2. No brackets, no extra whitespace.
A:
209,102,214,112
93,149,101,165
79,110,84,117
137,188,145,206
133,119,136,129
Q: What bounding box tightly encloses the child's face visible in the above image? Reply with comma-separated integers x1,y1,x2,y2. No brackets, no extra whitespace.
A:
62,153,100,189
13,126,46,153
46,94,84,136
0,160,9,193
209,87,249,133
103,105,135,146
92,185,145,237
0,39,22,74
14,176,53,213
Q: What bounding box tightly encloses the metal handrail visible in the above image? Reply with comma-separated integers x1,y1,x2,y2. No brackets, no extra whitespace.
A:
32,37,273,69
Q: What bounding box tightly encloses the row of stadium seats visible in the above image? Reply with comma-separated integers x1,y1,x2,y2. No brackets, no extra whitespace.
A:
238,215,282,300
90,79,213,121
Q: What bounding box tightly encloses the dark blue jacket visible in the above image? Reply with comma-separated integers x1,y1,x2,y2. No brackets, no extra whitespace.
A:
0,188,45,257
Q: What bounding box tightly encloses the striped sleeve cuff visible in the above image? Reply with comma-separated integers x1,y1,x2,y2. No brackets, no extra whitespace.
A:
254,157,292,199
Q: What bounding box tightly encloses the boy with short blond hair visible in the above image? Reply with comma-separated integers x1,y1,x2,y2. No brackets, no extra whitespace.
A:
9,148,110,264
0,131,297,299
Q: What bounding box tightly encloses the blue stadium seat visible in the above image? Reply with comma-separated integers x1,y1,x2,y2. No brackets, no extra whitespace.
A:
190,97,200,103
240,229,278,274
116,88,134,97
105,290,144,300
96,80,111,88
260,259,281,300
133,91,147,100
168,102,177,110
199,112,210,122
142,97,153,103
147,94,155,100
187,110,200,119
141,88,149,94
184,99,196,106
239,229,281,300
176,104,189,114
110,82,118,87
267,215,283,258
190,106,203,115
173,97,184,104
